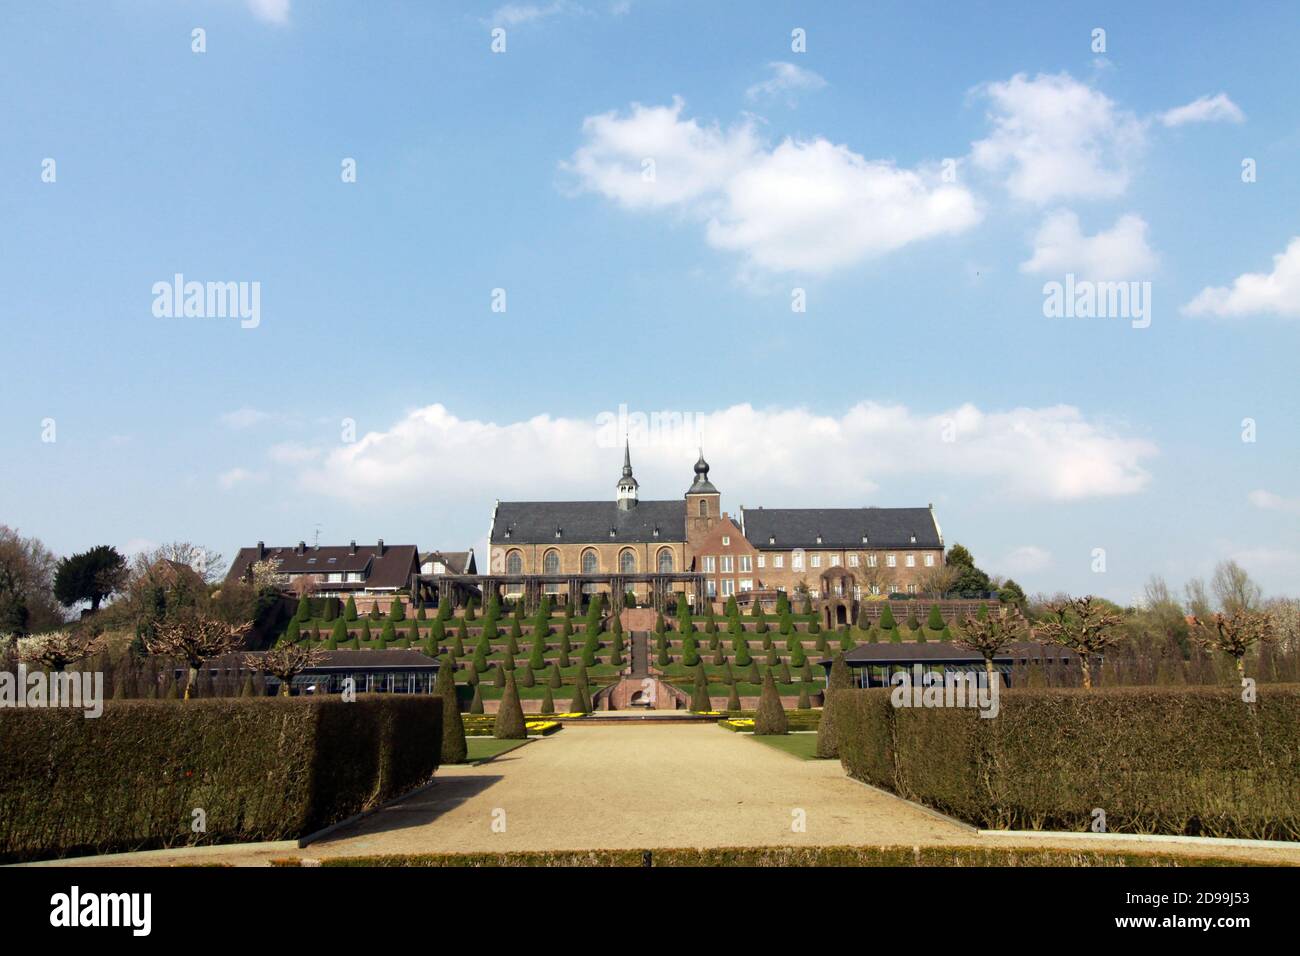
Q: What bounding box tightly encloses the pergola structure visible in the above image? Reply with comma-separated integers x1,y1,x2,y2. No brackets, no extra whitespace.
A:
411,571,708,615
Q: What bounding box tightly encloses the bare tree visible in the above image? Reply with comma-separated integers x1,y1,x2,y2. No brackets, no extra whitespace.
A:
1210,560,1262,615
954,606,1027,682
1184,577,1214,621
1035,595,1127,689
15,629,103,672
1190,609,1276,679
243,642,327,697
915,563,959,599
136,541,226,586
144,615,251,699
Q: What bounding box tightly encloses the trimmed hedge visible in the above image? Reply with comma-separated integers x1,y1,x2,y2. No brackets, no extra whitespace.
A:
304,844,1245,867
830,685,1300,840
0,696,441,863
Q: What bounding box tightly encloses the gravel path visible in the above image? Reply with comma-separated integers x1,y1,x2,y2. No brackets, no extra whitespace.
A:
44,723,1300,866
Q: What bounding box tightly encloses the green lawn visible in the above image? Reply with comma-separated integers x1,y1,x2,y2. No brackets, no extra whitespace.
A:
747,732,825,760
463,738,532,764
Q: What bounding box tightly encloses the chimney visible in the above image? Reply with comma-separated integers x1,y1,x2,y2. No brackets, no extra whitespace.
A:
377,538,385,556
349,540,357,555
295,541,305,555
256,541,265,559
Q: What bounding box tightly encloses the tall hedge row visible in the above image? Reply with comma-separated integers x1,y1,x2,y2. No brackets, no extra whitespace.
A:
0,696,441,863
829,685,1300,840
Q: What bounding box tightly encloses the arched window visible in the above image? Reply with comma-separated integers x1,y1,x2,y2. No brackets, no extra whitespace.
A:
506,550,523,575
581,549,598,574
657,549,674,573
543,549,560,575
619,550,636,573
698,499,708,517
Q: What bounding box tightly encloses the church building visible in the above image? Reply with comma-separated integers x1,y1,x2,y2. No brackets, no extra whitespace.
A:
487,446,946,611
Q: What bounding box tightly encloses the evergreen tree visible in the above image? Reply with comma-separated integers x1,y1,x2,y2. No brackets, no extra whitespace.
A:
766,646,780,668
390,598,405,622
779,661,792,684
294,594,311,622
734,637,752,667
839,630,854,651
323,599,337,622
906,611,921,631
469,684,484,714
429,617,446,647
502,649,516,672
713,645,727,666
548,661,562,688
284,619,301,644
878,604,897,631
940,625,953,642
754,670,788,735
434,656,467,763
494,673,527,739
927,604,945,630
797,683,811,709
726,684,741,711
540,684,555,715
519,662,535,687
790,642,807,667
818,651,853,757
417,603,427,620
528,637,547,669
747,660,761,684
915,627,927,644
380,620,396,645
361,620,373,644
725,595,739,618
683,635,700,667
330,618,348,644
691,670,712,712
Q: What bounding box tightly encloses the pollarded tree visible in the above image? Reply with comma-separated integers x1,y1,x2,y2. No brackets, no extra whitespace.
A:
954,606,1028,684
1190,609,1276,680
494,672,527,740
243,642,326,697
15,629,102,672
754,669,788,735
144,614,251,699
1035,596,1125,689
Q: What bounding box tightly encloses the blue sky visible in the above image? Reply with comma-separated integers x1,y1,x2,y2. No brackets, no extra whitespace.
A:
3,0,1298,604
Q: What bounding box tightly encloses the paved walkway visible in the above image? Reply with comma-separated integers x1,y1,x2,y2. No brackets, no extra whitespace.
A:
45,724,1300,866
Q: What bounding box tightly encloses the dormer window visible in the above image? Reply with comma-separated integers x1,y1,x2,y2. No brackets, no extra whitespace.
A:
554,528,562,539
504,528,511,539
653,527,660,538
609,529,616,538
815,535,823,544
768,536,775,545
909,534,917,544
722,535,730,546
861,534,868,544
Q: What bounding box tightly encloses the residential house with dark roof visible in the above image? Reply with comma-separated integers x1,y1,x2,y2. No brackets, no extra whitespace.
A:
223,539,420,600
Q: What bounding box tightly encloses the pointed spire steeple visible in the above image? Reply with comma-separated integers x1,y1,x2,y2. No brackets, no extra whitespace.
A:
616,437,639,509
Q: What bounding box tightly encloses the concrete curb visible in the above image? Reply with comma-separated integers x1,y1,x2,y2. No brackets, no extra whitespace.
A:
297,776,441,848
977,829,1300,851
841,775,979,834
9,840,302,867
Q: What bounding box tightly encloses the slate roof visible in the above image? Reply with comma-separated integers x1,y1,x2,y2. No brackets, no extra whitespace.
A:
420,550,476,574
817,641,1082,667
205,649,438,671
224,543,418,590
492,500,687,544
741,507,941,550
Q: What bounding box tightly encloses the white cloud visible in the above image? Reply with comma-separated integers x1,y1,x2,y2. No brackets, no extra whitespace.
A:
220,406,271,429
218,467,264,490
295,401,1156,507
1159,93,1244,127
745,62,827,103
1249,489,1300,515
247,0,290,24
1020,209,1157,281
971,72,1145,204
563,98,979,274
1182,237,1300,319
268,441,322,465
490,2,575,26
999,545,1053,575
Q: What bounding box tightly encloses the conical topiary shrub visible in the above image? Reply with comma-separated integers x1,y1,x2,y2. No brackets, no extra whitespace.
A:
494,673,527,740
726,684,741,712
469,683,484,714
753,670,788,736
434,655,467,764
797,683,811,710
816,651,852,758
540,684,555,714
691,672,712,712
569,682,591,714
